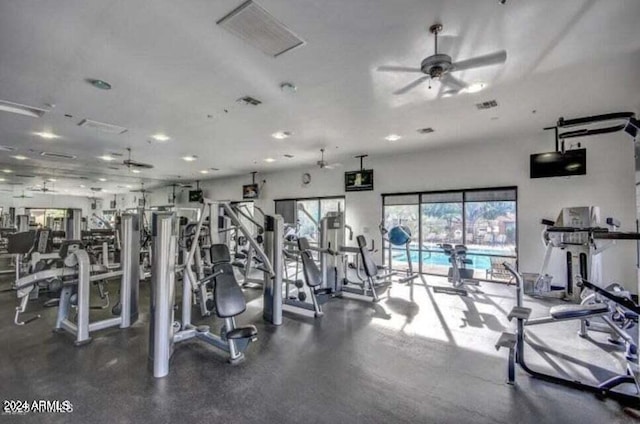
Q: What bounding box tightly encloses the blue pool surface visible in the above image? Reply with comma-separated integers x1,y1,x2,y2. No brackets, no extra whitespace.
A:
389,248,511,271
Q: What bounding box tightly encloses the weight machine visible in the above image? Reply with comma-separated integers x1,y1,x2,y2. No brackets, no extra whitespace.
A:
149,201,263,377
13,213,140,346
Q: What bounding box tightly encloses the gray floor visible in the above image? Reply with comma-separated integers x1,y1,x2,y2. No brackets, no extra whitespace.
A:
0,267,636,423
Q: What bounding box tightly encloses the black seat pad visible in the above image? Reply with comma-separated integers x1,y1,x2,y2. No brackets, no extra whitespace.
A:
214,263,247,318
550,303,609,320
226,325,258,340
357,235,378,278
298,237,322,288
210,244,231,265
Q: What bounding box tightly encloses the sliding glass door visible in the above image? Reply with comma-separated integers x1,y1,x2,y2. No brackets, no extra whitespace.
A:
383,187,517,282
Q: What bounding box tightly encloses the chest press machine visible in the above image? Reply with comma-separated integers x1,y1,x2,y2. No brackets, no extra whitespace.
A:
149,201,261,378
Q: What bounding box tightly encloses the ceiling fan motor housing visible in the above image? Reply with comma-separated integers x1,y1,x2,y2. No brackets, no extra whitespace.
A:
421,54,453,77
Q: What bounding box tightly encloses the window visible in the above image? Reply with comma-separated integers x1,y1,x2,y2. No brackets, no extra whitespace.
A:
383,187,517,282
275,196,345,244
27,208,66,230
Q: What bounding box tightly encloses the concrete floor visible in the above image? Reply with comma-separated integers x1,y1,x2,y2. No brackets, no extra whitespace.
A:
0,267,636,423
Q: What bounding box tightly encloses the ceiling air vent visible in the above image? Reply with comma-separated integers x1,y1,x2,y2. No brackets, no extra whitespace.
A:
0,99,48,118
283,154,294,158
79,119,128,134
0,145,16,152
475,100,498,110
40,151,77,160
217,0,305,57
90,187,103,192
15,174,36,178
237,96,262,106
417,128,434,134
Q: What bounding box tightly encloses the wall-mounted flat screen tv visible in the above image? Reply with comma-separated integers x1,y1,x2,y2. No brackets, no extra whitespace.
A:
530,149,586,179
243,184,259,199
345,169,374,192
189,190,203,202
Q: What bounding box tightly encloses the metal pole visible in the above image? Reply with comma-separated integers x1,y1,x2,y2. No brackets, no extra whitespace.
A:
150,212,177,378
65,209,82,240
75,249,91,344
17,215,29,232
263,215,283,325
120,213,140,328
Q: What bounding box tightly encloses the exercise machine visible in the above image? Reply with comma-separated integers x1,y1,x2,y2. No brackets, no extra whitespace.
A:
149,209,259,378
432,244,479,296
534,206,622,301
13,213,140,346
496,263,639,403
380,224,420,286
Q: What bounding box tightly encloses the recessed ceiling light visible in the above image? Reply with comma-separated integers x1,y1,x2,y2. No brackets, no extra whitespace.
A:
34,131,59,140
182,155,198,162
99,178,107,182
199,170,209,174
385,134,402,142
79,184,86,188
466,82,486,93
151,134,170,142
48,178,56,182
264,158,276,163
2,169,12,173
272,131,292,140
125,184,132,188
88,79,112,90
98,155,115,161
0,178,5,182
12,155,27,160
131,169,141,174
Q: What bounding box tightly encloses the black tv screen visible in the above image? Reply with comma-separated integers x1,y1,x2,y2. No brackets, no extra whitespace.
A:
345,169,374,191
530,149,586,179
189,190,203,202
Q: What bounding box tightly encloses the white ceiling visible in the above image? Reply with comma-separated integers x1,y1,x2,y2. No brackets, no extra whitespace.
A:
0,0,639,197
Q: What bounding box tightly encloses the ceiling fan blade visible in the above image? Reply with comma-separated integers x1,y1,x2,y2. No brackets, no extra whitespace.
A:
451,50,507,72
440,73,468,91
393,76,430,95
377,66,422,73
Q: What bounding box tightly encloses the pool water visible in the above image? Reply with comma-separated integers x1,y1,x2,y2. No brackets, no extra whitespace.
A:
389,248,512,271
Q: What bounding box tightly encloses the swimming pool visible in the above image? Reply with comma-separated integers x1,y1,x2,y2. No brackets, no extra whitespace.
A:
388,248,514,271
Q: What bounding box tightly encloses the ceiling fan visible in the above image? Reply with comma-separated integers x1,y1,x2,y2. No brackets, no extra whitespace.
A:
29,181,57,193
130,182,152,194
377,23,507,95
123,147,154,171
14,190,33,199
316,148,341,170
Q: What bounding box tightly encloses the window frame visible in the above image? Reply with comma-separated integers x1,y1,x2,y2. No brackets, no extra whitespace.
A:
382,186,518,282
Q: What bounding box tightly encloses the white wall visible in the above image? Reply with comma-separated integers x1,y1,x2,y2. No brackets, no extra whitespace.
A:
131,131,638,292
